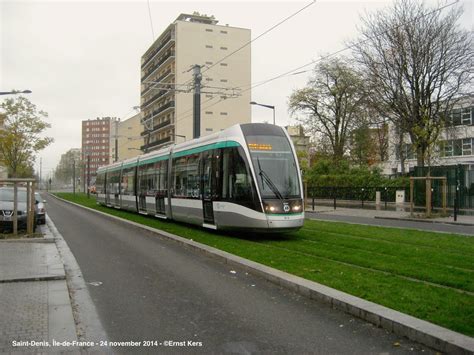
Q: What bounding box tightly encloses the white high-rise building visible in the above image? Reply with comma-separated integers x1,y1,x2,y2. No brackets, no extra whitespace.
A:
140,13,251,152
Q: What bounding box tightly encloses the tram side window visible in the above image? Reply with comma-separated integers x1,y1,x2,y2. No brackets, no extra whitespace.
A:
96,173,105,194
108,171,120,194
186,154,200,199
138,163,155,195
121,167,136,196
173,157,187,197
172,155,200,199
221,147,259,210
158,160,168,194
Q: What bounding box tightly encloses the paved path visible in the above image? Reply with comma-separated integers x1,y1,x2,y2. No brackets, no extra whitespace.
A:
44,194,435,354
306,206,474,235
0,225,77,353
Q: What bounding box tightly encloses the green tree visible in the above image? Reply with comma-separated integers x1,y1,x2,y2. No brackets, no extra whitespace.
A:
0,96,53,177
55,149,82,185
350,124,375,166
289,57,367,160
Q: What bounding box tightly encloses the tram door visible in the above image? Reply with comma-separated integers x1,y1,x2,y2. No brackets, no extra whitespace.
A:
155,161,167,216
137,165,147,213
201,151,216,225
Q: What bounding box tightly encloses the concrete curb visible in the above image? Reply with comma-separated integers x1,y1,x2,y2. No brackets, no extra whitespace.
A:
50,194,474,354
374,216,474,227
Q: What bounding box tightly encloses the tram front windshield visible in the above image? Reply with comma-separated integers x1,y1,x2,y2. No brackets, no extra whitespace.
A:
243,126,300,199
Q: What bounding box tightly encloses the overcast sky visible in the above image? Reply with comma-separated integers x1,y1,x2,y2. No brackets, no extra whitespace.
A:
1,0,472,177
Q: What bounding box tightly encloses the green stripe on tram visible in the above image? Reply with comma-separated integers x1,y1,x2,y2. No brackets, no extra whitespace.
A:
138,154,169,166
106,141,241,172
107,162,136,172
172,140,241,158
107,166,122,173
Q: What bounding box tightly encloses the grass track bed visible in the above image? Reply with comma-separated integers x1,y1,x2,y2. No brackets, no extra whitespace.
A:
54,193,474,336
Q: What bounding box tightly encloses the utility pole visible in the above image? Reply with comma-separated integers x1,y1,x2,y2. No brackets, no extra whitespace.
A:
115,118,119,162
72,159,76,196
193,64,202,139
39,157,42,190
87,155,91,198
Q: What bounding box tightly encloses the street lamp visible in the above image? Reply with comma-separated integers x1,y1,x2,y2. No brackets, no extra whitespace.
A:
0,90,32,95
250,101,276,125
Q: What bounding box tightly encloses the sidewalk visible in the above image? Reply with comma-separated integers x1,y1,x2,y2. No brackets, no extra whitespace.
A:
0,224,77,353
305,204,474,226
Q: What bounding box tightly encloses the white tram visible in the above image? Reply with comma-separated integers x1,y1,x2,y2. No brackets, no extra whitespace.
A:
96,123,304,232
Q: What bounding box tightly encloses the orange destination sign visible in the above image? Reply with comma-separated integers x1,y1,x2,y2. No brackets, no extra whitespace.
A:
248,143,273,151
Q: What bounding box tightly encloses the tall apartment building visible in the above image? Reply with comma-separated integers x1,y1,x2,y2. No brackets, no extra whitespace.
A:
116,112,144,160
81,117,119,185
140,13,251,152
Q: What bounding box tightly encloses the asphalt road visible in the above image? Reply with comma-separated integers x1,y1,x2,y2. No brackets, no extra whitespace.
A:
305,211,474,236
45,195,433,354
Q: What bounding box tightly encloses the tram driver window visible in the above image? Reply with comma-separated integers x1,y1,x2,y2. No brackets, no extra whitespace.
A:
221,147,253,205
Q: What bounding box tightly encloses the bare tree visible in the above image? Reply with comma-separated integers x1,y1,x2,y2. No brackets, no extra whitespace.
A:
288,57,367,160
352,0,473,167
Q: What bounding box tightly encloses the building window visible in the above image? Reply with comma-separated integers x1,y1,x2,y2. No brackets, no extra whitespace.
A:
205,61,213,65
220,63,228,66
462,138,472,156
206,128,213,132
205,28,213,32
450,109,461,126
205,45,213,49
205,111,213,115
462,107,472,125
220,47,228,50
205,78,213,81
395,144,415,160
220,30,228,34
220,79,228,83
220,112,228,116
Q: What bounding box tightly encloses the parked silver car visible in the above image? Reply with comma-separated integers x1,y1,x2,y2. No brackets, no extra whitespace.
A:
0,187,37,232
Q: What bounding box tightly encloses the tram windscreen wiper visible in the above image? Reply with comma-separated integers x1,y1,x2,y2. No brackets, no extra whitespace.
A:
257,157,284,200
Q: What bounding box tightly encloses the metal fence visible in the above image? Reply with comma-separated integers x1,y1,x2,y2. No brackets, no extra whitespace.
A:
306,186,408,210
413,165,474,209
306,165,474,211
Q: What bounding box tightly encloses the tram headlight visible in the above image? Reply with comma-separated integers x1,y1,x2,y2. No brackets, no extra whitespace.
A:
263,201,280,213
264,200,303,214
292,204,301,212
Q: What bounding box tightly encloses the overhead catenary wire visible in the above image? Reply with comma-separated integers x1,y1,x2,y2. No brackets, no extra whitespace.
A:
143,0,318,121
177,0,317,89
238,0,460,93
202,0,317,75
174,0,460,126
147,0,155,41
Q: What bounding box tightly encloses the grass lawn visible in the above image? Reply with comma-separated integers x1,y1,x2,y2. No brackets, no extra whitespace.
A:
55,192,474,337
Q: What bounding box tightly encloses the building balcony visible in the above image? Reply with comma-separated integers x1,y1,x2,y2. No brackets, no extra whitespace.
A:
141,101,175,126
141,70,175,96
141,33,175,70
141,118,173,137
142,51,175,83
141,90,168,110
141,136,171,151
